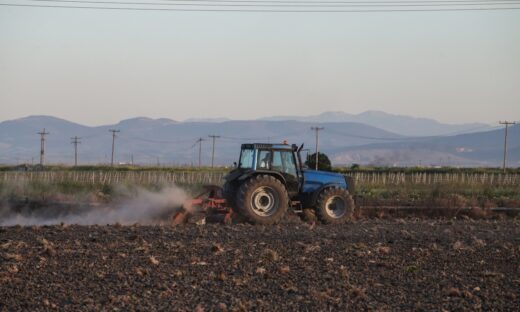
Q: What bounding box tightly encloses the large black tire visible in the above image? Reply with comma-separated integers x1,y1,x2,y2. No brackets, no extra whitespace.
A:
315,187,355,224
235,175,289,225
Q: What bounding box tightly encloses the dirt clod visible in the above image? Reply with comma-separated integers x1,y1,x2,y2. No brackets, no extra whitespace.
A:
149,256,159,265
447,287,461,297
262,248,280,262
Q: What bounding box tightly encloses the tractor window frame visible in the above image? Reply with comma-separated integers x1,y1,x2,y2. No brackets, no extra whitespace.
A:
256,149,272,170
271,149,297,177
238,148,255,169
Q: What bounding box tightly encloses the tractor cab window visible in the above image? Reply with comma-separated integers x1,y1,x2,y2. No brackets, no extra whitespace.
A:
257,150,271,169
239,148,254,169
272,150,297,177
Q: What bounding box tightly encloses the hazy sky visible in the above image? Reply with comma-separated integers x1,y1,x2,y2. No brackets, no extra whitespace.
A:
1,2,519,126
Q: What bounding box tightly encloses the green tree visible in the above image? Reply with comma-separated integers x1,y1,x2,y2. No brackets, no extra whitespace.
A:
305,152,332,171
350,163,360,170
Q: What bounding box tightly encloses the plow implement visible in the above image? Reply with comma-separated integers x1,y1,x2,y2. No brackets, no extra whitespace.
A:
171,185,234,225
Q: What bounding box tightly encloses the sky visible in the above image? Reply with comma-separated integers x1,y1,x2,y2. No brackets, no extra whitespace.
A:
1,1,519,126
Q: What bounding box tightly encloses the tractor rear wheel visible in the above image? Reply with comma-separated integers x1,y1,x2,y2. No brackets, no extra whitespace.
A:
235,175,288,225
315,187,354,224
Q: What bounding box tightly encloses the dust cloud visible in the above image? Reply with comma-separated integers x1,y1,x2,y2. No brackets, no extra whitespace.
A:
0,186,190,226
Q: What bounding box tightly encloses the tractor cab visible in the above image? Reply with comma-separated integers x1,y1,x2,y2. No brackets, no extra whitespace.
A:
236,143,302,197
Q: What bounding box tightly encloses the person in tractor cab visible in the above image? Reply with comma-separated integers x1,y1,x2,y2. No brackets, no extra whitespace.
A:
259,151,271,169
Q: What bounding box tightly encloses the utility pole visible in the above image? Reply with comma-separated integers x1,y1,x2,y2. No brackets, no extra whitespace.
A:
195,137,205,168
208,135,221,168
37,128,49,166
499,121,516,172
311,126,324,170
71,136,81,167
302,148,310,165
109,129,120,167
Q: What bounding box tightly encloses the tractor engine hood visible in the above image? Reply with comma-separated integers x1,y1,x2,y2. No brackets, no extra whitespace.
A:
302,169,347,192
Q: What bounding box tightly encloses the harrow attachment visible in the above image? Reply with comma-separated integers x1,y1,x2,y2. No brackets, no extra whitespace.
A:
171,185,233,225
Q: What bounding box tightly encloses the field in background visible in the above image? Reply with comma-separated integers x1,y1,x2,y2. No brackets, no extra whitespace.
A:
1,169,519,210
2,164,520,174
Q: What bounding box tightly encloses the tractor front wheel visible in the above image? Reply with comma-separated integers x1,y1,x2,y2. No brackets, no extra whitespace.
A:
235,175,288,225
315,187,354,224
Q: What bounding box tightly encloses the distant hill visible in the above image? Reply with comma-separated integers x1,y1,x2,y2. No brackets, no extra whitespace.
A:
0,115,514,167
260,110,492,137
183,117,230,123
116,117,177,130
332,125,520,167
0,116,402,166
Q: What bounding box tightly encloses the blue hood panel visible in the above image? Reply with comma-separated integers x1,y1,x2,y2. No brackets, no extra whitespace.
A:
302,169,347,194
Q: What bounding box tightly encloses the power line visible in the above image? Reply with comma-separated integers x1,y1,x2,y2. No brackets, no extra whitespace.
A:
220,130,305,142
325,128,410,141
37,128,50,166
3,2,520,12
310,126,324,170
422,124,502,137
109,129,120,166
27,0,520,7
158,0,520,3
195,137,205,167
325,125,502,142
499,121,516,172
71,136,81,166
208,134,220,167
221,125,492,144
74,132,108,140
220,135,273,141
171,142,203,153
120,134,195,144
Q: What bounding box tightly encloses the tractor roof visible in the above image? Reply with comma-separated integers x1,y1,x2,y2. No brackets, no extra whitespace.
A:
241,143,295,150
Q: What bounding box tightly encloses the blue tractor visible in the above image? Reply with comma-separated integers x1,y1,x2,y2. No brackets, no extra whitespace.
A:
223,142,355,224
173,142,354,225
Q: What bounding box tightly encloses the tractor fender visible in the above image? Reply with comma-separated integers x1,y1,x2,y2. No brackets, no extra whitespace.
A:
237,170,287,186
309,183,345,207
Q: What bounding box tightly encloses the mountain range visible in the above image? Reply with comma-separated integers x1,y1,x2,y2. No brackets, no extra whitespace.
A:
259,111,492,137
0,112,516,167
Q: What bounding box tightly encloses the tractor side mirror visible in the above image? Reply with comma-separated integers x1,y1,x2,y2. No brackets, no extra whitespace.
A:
233,162,237,168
